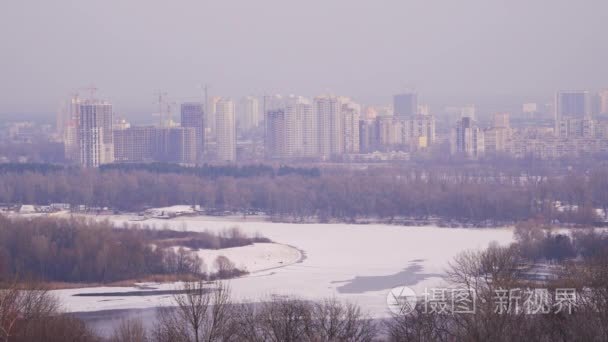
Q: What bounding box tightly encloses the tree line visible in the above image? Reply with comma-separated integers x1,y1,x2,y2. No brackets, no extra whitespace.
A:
1,163,608,224
0,216,265,284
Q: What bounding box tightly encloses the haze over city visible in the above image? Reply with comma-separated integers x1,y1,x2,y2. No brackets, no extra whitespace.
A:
3,2,608,341
1,0,608,116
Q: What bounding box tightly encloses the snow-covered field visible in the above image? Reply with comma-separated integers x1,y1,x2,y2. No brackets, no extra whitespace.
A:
193,242,302,274
54,216,514,317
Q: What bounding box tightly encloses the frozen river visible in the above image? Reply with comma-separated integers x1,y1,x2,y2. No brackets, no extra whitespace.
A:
56,216,514,320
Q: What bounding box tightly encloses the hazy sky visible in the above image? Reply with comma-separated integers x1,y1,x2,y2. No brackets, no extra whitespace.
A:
1,0,607,116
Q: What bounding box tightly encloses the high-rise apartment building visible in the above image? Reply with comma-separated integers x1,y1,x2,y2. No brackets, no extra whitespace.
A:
314,95,349,159
238,96,261,132
62,96,81,162
556,91,590,118
407,115,435,148
451,117,484,158
299,97,317,158
599,89,608,115
180,102,204,163
484,113,511,154
393,93,418,118
264,95,317,159
285,96,316,158
113,126,196,165
264,95,286,159
215,98,236,162
205,96,221,142
342,102,360,154
265,108,287,159
555,91,591,137
359,119,378,153
78,100,114,167
493,113,510,129
114,126,156,163
284,96,304,158
153,127,197,165
377,116,401,147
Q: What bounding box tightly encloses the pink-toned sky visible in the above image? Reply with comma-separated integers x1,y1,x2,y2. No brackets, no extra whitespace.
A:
1,0,607,115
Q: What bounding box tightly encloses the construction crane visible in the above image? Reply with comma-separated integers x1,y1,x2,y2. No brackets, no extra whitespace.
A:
166,100,177,127
155,90,168,127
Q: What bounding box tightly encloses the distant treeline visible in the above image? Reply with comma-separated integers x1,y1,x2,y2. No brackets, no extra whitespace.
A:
514,219,608,261
1,163,608,223
100,163,321,178
0,162,321,178
0,162,67,174
0,216,265,283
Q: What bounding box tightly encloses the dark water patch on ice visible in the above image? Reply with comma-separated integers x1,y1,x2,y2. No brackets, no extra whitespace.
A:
331,260,442,294
74,288,213,297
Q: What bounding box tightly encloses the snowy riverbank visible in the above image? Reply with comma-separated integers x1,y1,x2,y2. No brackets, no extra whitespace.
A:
51,214,513,318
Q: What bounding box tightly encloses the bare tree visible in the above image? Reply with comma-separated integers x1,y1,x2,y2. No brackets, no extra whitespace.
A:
384,304,450,342
308,297,377,342
0,283,20,342
0,281,97,342
153,281,234,342
110,318,148,342
233,296,376,342
444,244,527,342
252,297,311,342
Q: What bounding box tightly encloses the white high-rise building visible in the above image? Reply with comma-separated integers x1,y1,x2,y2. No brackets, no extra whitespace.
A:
237,96,261,132
314,95,344,159
299,98,317,158
284,96,316,158
342,102,360,153
62,95,81,162
215,98,236,162
206,96,221,141
78,100,114,167
599,89,608,115
264,95,317,159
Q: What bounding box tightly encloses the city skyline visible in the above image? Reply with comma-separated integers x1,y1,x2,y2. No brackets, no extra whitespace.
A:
2,3,608,340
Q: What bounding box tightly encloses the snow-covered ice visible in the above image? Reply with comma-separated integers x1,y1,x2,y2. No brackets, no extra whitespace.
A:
54,216,514,317
193,242,302,274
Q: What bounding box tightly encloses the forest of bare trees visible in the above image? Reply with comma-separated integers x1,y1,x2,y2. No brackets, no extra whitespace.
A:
1,163,608,224
0,283,97,342
0,216,265,284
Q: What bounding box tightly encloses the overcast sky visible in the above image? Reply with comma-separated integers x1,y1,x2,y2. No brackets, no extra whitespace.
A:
1,0,607,116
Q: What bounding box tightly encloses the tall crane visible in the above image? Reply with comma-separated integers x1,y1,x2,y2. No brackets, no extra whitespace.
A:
155,90,168,127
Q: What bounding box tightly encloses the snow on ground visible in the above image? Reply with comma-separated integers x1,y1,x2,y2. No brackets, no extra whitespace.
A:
54,216,514,317
144,205,195,217
193,242,302,274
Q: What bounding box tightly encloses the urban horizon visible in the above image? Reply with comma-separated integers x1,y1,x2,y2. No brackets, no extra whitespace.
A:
2,2,608,341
